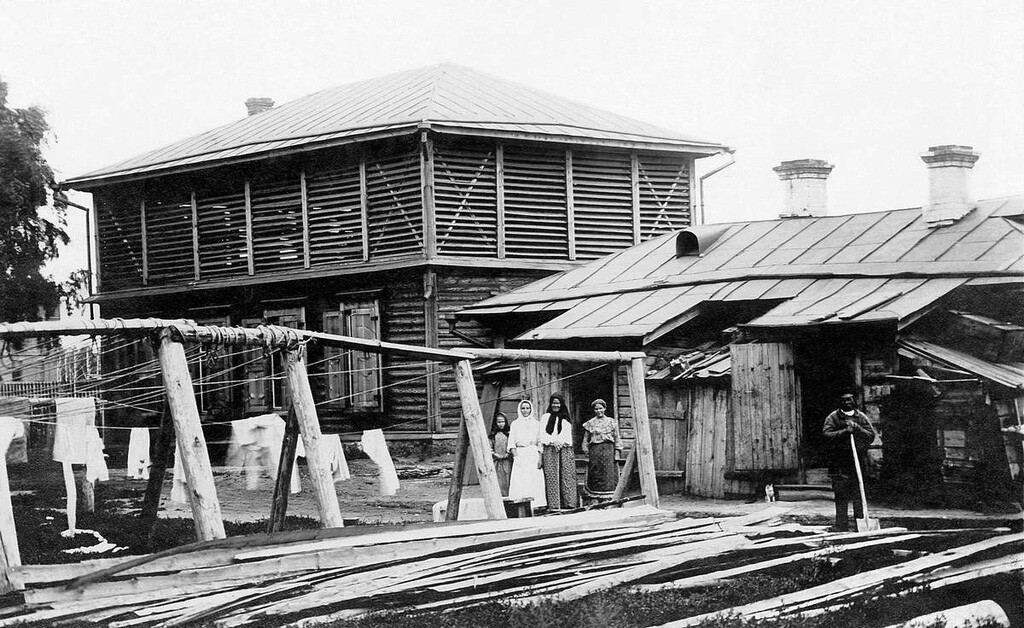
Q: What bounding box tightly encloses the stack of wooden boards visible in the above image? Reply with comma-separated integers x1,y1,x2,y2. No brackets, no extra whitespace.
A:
0,506,1020,628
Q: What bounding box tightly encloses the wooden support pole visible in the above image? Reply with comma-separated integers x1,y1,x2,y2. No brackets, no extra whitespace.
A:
626,357,659,508
284,345,344,528
445,415,470,521
156,332,225,541
612,445,638,500
0,430,21,592
81,478,95,514
268,407,300,533
452,359,506,520
141,405,174,525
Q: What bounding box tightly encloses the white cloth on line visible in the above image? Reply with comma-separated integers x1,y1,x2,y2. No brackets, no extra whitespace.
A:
0,416,26,454
322,434,350,483
126,427,151,480
53,397,108,483
171,447,188,504
360,429,399,496
225,414,301,494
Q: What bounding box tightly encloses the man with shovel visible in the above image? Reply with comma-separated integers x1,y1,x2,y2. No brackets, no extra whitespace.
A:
822,392,876,531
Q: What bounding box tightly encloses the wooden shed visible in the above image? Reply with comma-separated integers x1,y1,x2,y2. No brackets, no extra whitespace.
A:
459,193,1024,503
64,63,725,437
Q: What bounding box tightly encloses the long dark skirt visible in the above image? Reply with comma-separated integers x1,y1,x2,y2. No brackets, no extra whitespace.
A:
585,441,618,499
542,445,578,510
494,456,512,497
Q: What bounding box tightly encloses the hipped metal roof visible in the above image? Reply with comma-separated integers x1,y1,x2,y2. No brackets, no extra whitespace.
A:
460,196,1024,342
66,63,724,187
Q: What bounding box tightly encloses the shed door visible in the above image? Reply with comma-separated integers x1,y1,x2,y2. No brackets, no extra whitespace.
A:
729,342,802,474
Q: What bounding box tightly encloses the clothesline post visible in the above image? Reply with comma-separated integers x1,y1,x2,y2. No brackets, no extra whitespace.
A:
284,345,345,528
268,406,300,533
157,330,226,541
626,357,659,508
141,404,174,528
452,359,506,520
445,415,470,521
0,433,22,593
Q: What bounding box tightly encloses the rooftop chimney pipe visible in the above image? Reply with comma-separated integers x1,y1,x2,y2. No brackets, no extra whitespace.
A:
774,159,834,218
245,97,274,116
920,145,979,226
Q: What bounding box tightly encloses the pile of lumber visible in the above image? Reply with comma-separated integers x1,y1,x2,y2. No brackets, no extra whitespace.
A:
0,506,1019,628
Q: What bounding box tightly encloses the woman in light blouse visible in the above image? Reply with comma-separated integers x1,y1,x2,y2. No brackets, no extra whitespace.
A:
581,398,622,502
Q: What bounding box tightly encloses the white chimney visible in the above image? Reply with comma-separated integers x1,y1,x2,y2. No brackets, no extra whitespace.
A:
244,97,274,116
773,159,834,218
920,145,980,226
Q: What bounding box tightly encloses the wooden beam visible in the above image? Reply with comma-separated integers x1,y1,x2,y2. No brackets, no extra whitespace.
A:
496,143,505,259
445,415,470,521
452,360,506,519
141,404,175,529
140,200,148,285
0,425,22,593
421,132,437,259
423,269,441,432
626,357,659,507
359,158,370,261
467,348,646,364
156,331,225,541
244,180,255,275
284,345,344,528
566,149,576,261
268,407,300,533
299,170,311,269
612,445,638,500
631,152,641,245
190,192,200,280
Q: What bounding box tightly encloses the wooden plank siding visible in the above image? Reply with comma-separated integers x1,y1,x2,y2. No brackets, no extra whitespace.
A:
95,136,695,295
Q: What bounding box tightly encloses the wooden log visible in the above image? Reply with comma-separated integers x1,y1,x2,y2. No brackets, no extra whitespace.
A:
445,415,470,521
452,359,506,520
141,403,174,529
268,406,300,533
612,445,638,500
467,348,645,364
0,431,20,593
156,331,225,541
284,345,344,528
886,601,1010,628
627,357,659,507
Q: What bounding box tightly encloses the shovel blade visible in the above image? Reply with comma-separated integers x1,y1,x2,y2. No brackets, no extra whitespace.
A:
855,517,880,532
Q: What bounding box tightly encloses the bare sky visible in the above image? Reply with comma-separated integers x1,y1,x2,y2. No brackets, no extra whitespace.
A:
2,0,1022,283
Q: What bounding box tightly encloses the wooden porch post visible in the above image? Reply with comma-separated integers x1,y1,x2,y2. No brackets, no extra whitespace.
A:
452,359,506,519
626,357,660,508
284,345,345,528
156,330,226,541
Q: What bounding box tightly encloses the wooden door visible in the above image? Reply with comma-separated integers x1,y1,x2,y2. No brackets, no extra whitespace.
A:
729,343,802,476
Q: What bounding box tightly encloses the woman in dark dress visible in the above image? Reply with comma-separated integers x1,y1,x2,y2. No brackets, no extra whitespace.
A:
581,398,622,502
490,412,512,496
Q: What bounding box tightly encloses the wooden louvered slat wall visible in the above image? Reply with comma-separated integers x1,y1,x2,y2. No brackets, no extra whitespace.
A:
638,154,691,240
95,192,144,290
306,163,363,265
573,151,634,259
144,192,194,285
196,185,248,280
432,141,498,257
504,146,568,259
365,151,423,259
249,172,305,274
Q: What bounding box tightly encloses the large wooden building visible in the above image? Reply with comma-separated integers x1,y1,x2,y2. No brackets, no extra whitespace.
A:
65,63,725,437
458,146,1024,505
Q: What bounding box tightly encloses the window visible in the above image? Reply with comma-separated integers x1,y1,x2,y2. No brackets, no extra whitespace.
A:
242,307,305,413
322,297,381,411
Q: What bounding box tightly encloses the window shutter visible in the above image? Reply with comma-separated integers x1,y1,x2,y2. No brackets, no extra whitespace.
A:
306,163,364,265
365,150,423,259
345,303,381,410
573,151,634,259
638,155,691,239
433,141,498,257
95,193,144,290
196,186,248,279
144,195,194,285
250,173,304,274
322,310,345,404
503,146,568,259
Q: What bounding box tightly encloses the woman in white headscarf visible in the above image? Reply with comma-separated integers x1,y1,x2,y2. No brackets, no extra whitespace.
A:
506,399,547,509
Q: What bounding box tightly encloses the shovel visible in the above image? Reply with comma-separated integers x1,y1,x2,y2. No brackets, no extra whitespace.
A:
850,433,879,532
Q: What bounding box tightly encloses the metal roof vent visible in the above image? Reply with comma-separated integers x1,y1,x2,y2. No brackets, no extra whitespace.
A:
676,225,729,257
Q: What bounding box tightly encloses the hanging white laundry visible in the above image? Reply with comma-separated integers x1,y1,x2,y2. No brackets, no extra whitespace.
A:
126,428,151,480
0,416,25,454
84,427,108,483
322,434,350,483
0,397,29,464
53,397,96,464
170,447,188,504
226,414,302,494
360,429,399,496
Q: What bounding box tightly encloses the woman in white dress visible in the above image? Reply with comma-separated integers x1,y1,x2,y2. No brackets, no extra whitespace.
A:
506,399,547,510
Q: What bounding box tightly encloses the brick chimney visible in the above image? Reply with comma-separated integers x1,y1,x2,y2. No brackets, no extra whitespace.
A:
244,97,274,116
773,159,834,218
920,145,980,226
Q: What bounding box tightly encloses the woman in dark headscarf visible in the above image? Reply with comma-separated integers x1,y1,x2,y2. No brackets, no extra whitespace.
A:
539,393,577,511
582,398,622,503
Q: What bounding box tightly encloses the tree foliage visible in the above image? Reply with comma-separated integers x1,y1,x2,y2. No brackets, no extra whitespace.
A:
0,77,69,322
